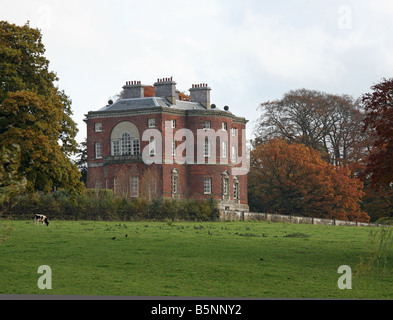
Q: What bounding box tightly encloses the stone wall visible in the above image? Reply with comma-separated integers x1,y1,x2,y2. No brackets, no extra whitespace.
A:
220,211,388,228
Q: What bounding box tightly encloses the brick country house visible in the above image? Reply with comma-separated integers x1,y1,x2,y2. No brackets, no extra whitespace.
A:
84,78,249,213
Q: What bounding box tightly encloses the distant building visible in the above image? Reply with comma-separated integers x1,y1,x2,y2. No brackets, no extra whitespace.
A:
85,78,249,212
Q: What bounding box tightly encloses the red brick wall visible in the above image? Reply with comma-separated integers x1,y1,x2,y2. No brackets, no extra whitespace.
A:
86,109,248,206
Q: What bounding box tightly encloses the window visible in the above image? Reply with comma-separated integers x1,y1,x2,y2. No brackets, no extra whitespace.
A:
149,137,156,156
171,120,176,129
231,127,237,136
121,132,132,155
233,177,240,200
172,139,176,156
222,141,228,158
172,169,179,198
204,178,212,194
148,119,155,128
112,132,140,156
172,177,178,194
232,146,237,162
113,177,118,195
112,140,120,156
95,142,102,159
223,177,229,196
130,177,139,197
222,122,227,131
203,120,211,130
204,138,210,157
133,139,140,155
95,123,102,132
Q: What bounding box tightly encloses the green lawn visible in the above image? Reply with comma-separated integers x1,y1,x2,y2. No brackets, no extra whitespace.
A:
1,220,392,298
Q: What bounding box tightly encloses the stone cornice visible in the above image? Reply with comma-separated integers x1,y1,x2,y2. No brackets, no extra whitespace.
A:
85,106,248,124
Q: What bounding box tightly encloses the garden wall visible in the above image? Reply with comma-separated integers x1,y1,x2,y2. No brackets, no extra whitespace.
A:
220,211,387,228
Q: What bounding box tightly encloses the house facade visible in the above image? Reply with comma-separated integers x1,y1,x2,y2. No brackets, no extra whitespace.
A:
85,78,249,212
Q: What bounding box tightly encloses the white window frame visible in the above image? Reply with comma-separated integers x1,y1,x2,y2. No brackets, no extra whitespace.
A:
203,120,211,130
232,146,237,163
223,177,229,196
133,139,140,155
222,122,227,131
233,181,239,200
95,142,103,159
222,141,228,158
149,137,156,156
204,177,212,195
171,120,176,129
130,176,139,197
172,139,176,156
148,118,156,128
172,176,178,194
111,140,120,156
204,138,210,157
231,127,237,137
95,123,103,132
121,132,132,156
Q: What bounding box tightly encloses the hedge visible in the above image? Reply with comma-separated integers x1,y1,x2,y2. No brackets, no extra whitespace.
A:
0,190,220,222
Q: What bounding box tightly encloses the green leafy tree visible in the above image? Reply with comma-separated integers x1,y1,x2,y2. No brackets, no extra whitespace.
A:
0,144,26,204
0,21,84,195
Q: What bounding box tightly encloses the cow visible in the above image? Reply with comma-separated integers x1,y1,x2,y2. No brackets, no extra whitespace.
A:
34,214,49,226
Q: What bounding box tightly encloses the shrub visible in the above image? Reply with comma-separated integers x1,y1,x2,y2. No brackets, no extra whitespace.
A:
1,191,220,222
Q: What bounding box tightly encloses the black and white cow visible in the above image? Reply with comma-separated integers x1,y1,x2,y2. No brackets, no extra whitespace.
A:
34,214,49,226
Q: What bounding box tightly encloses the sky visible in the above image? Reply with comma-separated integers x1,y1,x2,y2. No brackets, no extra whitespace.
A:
2,0,393,145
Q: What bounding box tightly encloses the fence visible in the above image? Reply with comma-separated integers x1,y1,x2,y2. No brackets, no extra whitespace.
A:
220,211,387,228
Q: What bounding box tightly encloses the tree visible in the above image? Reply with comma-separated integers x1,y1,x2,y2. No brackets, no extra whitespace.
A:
0,21,84,195
362,78,393,188
248,139,369,222
0,144,26,204
255,89,370,169
139,165,161,201
75,139,88,186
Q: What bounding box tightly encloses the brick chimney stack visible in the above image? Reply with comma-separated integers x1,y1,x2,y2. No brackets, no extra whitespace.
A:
122,81,145,99
189,83,211,109
154,77,177,105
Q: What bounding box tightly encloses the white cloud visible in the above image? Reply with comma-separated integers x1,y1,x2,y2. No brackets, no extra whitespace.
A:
2,0,393,143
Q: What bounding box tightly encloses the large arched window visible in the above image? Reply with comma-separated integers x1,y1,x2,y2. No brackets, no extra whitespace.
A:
111,122,140,156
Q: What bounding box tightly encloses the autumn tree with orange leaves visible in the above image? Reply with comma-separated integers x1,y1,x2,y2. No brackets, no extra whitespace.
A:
248,139,369,222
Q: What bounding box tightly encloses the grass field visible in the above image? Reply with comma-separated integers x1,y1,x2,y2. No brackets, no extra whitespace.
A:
1,219,393,299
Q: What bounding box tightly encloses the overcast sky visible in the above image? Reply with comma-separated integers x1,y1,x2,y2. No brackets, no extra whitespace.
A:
2,0,393,144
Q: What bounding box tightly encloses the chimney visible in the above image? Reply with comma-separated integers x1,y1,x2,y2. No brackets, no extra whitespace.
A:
189,83,211,109
122,80,145,99
154,77,177,105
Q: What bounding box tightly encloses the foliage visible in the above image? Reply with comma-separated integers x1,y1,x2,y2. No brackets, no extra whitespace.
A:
355,228,393,281
361,184,393,222
75,139,88,186
0,191,219,222
255,89,371,169
0,144,26,204
0,21,84,196
362,78,393,188
248,139,369,222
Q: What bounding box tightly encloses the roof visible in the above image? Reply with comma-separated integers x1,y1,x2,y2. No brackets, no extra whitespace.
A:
97,97,209,112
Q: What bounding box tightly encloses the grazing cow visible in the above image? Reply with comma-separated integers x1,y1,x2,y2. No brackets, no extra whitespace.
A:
34,214,49,226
